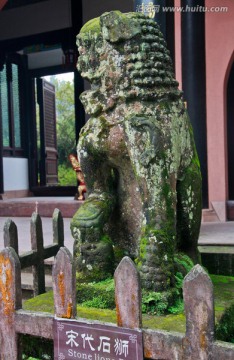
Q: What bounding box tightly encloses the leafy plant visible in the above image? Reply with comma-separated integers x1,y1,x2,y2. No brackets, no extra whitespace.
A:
142,291,169,315
58,164,77,186
216,302,234,343
141,287,184,315
174,271,184,290
77,278,116,309
21,335,53,359
174,253,194,275
81,295,112,309
168,298,184,314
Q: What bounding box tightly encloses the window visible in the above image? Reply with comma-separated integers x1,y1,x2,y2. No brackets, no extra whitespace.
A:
0,61,23,156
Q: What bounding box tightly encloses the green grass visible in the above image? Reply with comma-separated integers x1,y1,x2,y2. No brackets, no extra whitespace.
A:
23,291,186,332
210,274,234,321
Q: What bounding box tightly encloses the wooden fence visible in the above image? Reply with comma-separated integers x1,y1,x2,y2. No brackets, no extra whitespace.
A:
3,208,64,296
1,218,234,359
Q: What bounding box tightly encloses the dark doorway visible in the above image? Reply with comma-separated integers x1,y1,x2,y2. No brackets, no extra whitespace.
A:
227,62,234,199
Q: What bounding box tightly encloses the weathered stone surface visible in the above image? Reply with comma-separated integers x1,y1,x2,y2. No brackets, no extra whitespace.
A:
52,247,76,319
71,10,202,290
4,219,19,254
31,212,45,296
0,247,22,360
15,310,54,340
212,342,234,360
143,329,183,359
183,264,214,360
114,256,142,329
53,208,64,246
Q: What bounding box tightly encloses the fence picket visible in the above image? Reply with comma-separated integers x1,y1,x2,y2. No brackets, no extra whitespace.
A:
183,264,215,360
1,214,234,359
53,208,64,247
52,246,76,319
3,219,19,254
114,256,142,329
0,247,22,360
31,212,46,296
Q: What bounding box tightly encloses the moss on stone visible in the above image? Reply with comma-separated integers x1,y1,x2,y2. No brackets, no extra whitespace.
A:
75,240,115,283
72,197,113,228
113,245,126,266
76,267,113,283
74,10,202,292
139,235,148,263
100,234,112,244
79,17,101,36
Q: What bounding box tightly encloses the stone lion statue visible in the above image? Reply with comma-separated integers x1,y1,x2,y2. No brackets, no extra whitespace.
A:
71,11,202,291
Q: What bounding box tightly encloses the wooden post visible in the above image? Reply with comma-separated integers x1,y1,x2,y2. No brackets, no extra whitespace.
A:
114,256,142,329
52,247,76,319
53,208,64,247
183,264,215,360
31,212,45,296
0,247,22,360
4,219,19,254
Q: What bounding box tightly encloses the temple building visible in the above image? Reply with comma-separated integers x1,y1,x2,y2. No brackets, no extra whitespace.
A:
0,0,233,222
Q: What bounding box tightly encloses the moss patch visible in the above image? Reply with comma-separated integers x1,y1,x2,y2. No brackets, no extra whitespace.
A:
23,291,54,313
79,17,101,36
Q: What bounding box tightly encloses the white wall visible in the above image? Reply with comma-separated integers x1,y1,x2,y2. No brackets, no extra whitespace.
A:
3,158,29,191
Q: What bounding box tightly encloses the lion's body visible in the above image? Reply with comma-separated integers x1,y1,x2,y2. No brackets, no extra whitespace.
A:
71,11,202,290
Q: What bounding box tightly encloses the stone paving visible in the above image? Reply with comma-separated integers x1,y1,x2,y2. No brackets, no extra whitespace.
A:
1,217,234,254
0,216,74,254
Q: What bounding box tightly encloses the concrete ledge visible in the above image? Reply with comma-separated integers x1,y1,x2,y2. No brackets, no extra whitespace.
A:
0,197,82,217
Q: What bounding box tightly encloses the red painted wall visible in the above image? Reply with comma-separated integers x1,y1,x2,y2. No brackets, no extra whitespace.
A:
205,0,234,219
174,0,182,89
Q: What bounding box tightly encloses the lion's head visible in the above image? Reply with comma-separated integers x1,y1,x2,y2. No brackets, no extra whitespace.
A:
77,11,182,115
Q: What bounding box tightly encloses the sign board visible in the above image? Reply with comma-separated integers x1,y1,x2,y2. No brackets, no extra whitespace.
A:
54,319,143,360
